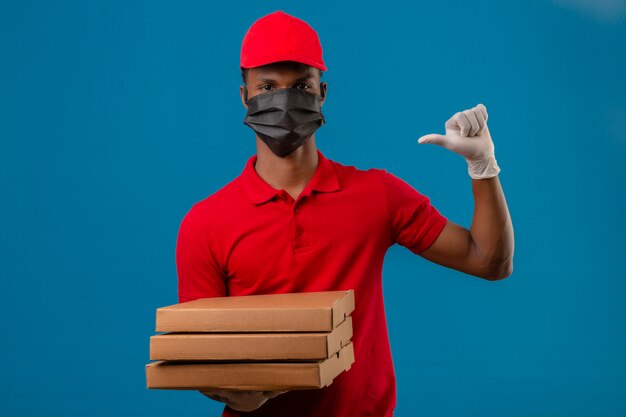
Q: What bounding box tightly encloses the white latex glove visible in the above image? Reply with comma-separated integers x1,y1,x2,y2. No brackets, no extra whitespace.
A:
418,103,501,179
200,389,288,412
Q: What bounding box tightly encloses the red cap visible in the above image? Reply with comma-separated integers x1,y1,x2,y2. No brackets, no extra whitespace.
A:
240,10,327,72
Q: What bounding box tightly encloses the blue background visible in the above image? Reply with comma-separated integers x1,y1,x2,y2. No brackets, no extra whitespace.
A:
1,1,625,416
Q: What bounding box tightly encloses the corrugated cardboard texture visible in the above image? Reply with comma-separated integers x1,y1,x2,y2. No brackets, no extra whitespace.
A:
145,341,355,391
150,316,353,361
155,289,355,333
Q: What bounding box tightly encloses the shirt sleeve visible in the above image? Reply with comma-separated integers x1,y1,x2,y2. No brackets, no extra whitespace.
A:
176,205,227,303
380,169,448,255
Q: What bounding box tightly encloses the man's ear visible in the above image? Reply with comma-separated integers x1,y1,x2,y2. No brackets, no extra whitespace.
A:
320,82,327,106
240,85,248,110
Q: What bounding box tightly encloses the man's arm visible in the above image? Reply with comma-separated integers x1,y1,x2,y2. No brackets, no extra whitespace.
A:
176,208,291,407
418,176,514,280
176,205,228,302
417,103,514,280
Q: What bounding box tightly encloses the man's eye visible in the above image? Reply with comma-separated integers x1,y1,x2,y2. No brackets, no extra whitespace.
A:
259,84,310,91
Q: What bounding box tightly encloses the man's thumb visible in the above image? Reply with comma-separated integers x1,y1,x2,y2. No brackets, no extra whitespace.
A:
418,134,446,145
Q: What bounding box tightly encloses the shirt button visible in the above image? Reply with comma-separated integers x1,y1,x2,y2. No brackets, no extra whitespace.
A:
297,228,304,236
294,207,300,215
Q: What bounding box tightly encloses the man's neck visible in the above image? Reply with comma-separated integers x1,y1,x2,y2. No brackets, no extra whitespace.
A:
254,136,319,199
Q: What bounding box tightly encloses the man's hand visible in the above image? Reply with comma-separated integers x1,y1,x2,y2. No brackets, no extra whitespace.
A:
200,388,288,412
418,103,501,179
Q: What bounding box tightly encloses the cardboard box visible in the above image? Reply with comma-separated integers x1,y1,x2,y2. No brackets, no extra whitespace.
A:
145,341,355,391
155,289,355,333
150,316,353,361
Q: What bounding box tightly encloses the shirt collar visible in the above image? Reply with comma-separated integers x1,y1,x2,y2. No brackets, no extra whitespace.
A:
240,149,341,205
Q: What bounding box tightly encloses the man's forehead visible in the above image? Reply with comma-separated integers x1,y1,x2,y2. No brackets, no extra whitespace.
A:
248,62,317,78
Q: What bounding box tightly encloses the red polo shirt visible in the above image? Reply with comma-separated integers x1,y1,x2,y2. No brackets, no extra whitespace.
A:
176,149,448,417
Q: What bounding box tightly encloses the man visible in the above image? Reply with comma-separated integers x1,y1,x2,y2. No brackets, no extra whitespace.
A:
176,10,514,417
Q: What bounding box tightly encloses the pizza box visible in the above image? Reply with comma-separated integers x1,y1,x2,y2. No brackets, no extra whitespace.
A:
145,341,355,391
155,289,355,333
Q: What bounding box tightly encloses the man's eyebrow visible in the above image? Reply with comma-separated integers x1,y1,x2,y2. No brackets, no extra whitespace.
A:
257,75,315,84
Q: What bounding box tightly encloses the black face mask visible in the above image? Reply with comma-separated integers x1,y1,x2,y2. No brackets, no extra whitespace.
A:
243,87,325,158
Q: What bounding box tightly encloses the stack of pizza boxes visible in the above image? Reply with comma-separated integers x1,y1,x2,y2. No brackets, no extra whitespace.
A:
145,290,355,392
